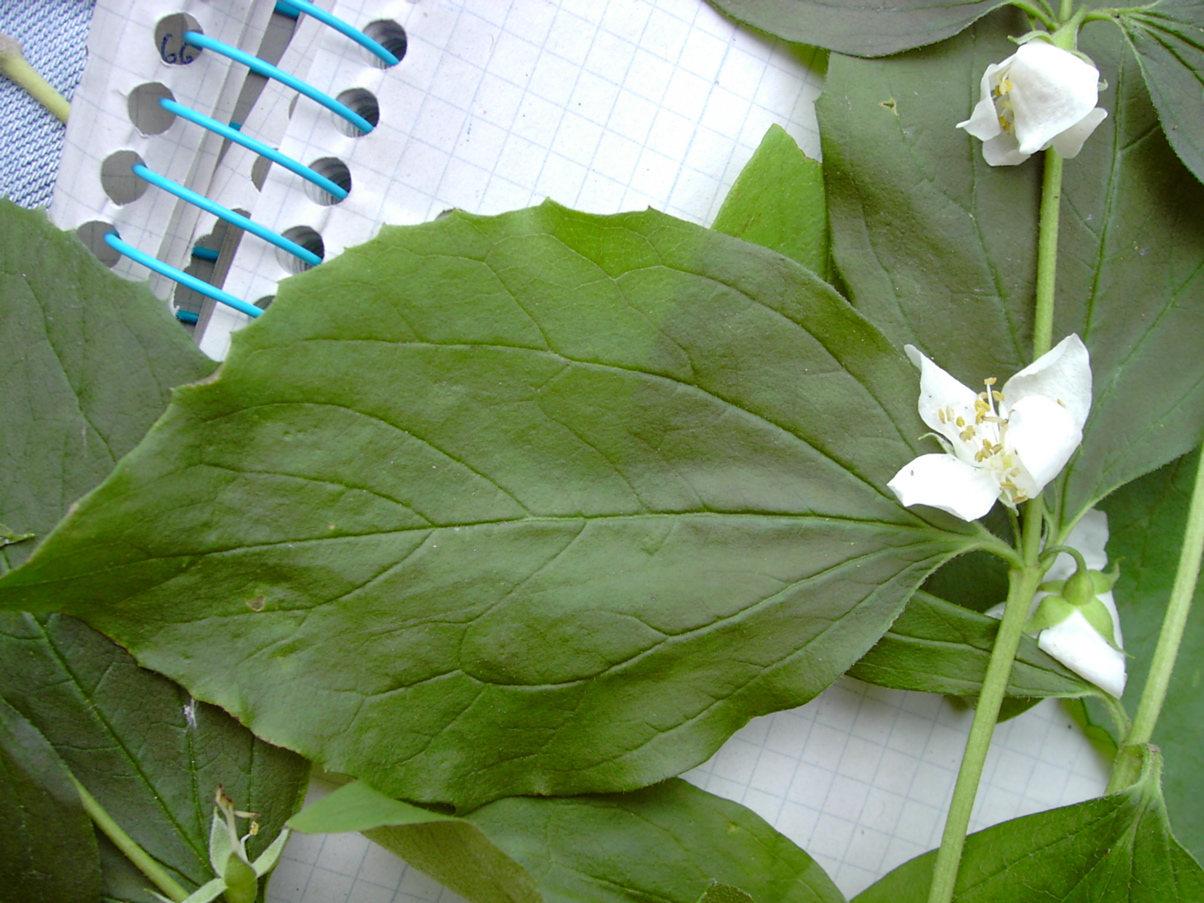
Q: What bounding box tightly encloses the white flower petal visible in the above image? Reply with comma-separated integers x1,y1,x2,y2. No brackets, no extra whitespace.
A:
1007,42,1102,155
1053,508,1110,576
1038,609,1127,697
1005,394,1082,492
888,453,1002,520
981,132,1032,166
905,345,981,447
1050,106,1108,158
1002,334,1092,430
956,62,1007,141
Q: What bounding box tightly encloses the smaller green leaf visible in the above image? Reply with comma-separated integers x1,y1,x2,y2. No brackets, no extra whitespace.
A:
849,590,1102,701
1120,0,1204,187
292,779,848,903
705,0,1007,56
854,746,1204,902
0,695,102,902
712,124,831,281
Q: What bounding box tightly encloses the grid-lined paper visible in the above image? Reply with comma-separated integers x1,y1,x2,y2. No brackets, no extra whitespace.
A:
267,683,1108,902
204,0,824,357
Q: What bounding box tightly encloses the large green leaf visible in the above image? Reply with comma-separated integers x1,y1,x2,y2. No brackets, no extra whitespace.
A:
0,696,102,903
0,200,308,899
818,12,1204,537
848,589,1102,700
705,0,1006,57
1101,449,1204,862
1119,0,1204,187
0,199,217,573
711,124,832,281
853,748,1204,901
0,202,980,809
290,779,847,903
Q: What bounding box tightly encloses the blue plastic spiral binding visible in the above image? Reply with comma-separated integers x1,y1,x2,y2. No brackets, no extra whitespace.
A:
275,0,400,66
132,162,322,266
160,98,349,200
107,7,399,321
182,31,373,133
105,231,263,319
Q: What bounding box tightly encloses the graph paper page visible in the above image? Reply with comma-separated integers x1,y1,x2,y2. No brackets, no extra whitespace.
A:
202,0,825,357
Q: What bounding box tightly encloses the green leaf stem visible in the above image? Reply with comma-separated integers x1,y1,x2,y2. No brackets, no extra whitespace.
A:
0,202,979,809
290,779,848,903
704,0,1008,57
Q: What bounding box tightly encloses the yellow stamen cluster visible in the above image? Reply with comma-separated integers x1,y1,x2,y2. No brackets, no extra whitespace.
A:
992,77,1016,133
939,378,1030,505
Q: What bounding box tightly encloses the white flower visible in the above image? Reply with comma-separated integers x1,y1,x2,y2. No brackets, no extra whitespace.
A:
986,509,1126,698
958,40,1107,166
888,334,1092,521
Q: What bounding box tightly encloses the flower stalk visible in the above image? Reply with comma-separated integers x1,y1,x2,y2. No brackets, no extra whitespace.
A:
71,774,190,902
926,501,1047,903
1032,148,1063,358
1107,445,1204,792
0,31,69,123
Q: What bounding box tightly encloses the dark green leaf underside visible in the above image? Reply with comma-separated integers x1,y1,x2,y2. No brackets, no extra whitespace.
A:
1103,450,1204,863
1120,0,1204,186
818,12,1204,534
0,201,307,898
0,696,102,903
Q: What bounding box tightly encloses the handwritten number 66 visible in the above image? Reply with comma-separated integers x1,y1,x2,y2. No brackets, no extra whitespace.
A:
160,34,198,65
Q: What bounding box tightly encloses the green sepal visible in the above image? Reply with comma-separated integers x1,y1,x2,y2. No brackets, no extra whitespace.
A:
1023,593,1075,635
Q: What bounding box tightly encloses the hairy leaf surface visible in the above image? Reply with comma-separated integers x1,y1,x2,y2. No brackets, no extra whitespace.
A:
1119,0,1204,186
290,780,847,903
0,203,978,808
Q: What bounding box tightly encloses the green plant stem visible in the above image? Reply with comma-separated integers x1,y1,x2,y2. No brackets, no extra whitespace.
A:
1106,445,1204,792
69,775,190,902
0,32,70,123
1031,149,1064,359
926,499,1047,903
1008,0,1058,29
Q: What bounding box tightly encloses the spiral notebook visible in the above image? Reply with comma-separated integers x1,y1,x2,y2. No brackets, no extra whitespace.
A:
49,2,1110,900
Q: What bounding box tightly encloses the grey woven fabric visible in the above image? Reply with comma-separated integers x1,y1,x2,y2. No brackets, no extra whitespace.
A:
1,1,95,208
